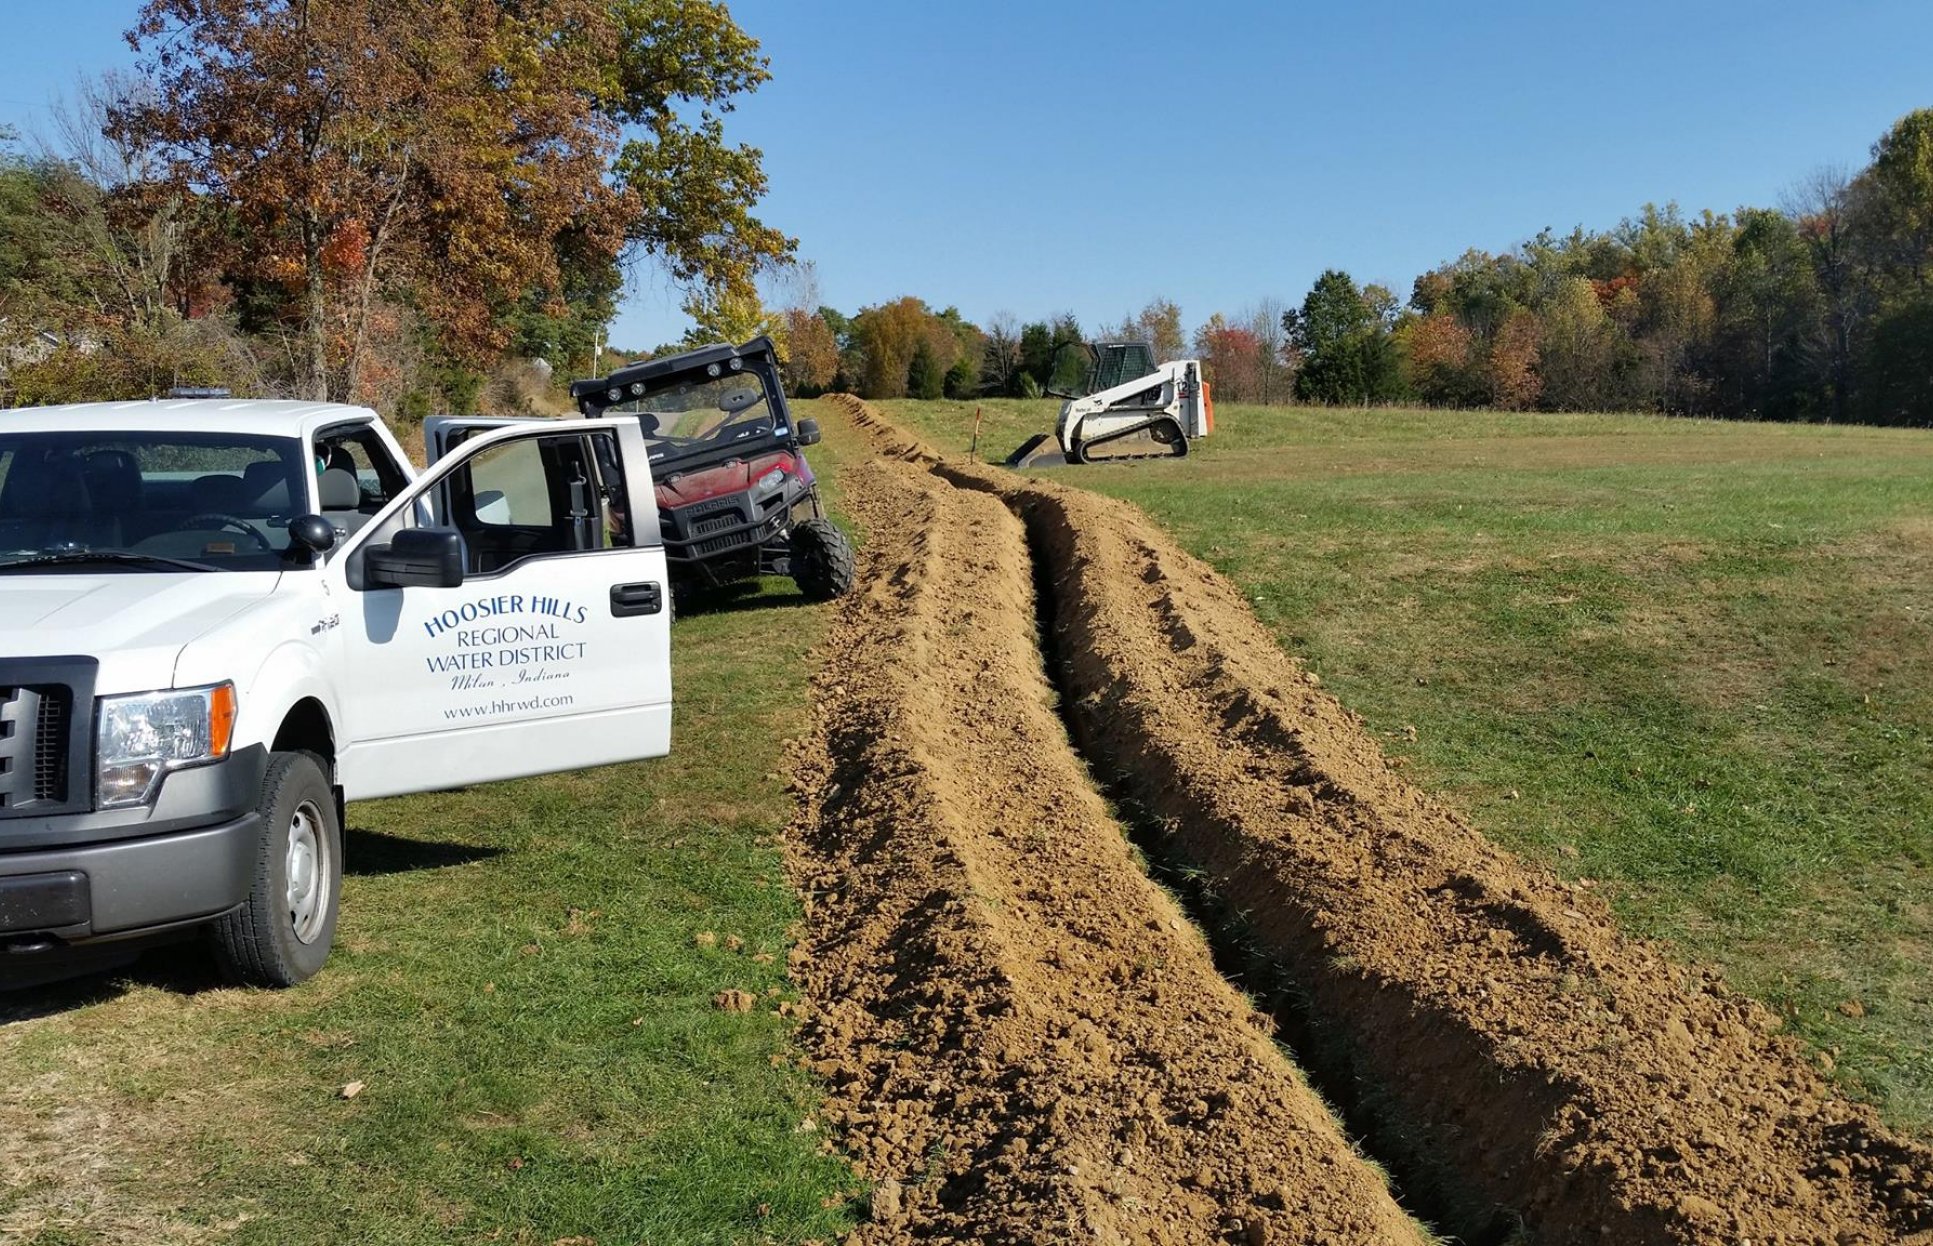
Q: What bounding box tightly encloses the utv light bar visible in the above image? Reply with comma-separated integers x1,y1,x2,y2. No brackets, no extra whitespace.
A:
570,336,778,415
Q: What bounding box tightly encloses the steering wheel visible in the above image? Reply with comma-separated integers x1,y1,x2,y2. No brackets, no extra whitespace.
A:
175,513,276,552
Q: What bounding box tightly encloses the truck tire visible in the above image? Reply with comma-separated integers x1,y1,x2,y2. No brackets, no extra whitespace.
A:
790,518,855,601
211,750,342,987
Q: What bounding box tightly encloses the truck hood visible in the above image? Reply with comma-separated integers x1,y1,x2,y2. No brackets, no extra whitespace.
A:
656,451,795,509
0,572,282,687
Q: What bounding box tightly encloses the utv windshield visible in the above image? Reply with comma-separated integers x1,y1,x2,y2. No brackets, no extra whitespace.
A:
605,371,779,466
0,431,309,573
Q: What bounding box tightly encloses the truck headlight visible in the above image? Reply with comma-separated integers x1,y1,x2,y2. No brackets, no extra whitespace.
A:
96,683,238,809
754,467,787,494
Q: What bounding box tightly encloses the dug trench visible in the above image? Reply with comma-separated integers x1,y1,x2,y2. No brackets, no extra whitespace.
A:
790,396,1933,1245
786,453,1433,1244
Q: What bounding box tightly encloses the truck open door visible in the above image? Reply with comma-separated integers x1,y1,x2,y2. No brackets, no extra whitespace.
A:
423,415,529,464
330,418,672,801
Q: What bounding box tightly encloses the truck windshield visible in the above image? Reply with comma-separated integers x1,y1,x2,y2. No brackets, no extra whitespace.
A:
605,371,778,466
0,431,309,572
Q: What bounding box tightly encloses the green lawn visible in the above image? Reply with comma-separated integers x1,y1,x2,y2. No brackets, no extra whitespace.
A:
882,396,1933,1139
0,419,871,1246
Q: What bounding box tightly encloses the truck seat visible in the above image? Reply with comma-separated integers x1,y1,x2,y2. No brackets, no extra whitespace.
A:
0,456,91,550
80,450,144,546
191,473,252,514
242,460,297,514
318,468,370,536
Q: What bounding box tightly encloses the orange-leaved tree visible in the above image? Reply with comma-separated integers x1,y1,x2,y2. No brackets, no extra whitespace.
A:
1192,313,1264,403
115,0,790,404
1487,307,1542,410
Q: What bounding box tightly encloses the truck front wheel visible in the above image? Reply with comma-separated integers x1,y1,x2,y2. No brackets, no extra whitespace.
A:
211,751,342,987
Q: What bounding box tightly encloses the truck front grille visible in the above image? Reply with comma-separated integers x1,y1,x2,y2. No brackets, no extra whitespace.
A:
687,496,739,518
34,691,66,802
0,684,73,813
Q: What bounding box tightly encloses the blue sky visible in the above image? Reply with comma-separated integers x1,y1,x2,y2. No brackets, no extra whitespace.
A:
3,1,1929,350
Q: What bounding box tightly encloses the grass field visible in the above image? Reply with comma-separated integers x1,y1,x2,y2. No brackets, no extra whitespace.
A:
879,396,1933,1139
7,392,1929,1246
0,420,871,1246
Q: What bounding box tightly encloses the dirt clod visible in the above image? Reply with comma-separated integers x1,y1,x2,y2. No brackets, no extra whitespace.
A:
869,1178,903,1223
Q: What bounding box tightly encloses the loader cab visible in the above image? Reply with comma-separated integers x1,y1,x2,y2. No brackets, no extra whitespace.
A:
1047,341,1161,399
1087,342,1160,394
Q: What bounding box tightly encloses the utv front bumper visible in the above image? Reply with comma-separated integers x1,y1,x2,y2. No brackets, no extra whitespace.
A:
660,491,796,576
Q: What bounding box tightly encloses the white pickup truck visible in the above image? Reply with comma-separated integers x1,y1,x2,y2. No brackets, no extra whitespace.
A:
0,399,672,986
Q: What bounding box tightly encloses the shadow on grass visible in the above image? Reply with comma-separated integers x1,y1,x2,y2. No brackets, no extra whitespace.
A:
344,826,502,876
677,587,819,618
0,830,496,1016
0,934,218,1020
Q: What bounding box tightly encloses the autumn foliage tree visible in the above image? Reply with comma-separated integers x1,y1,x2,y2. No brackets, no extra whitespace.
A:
1103,298,1186,362
850,297,930,399
113,0,790,406
678,284,773,349
606,0,794,314
1488,308,1542,409
777,307,839,394
1535,277,1618,410
1401,312,1478,405
845,297,983,399
1191,313,1263,402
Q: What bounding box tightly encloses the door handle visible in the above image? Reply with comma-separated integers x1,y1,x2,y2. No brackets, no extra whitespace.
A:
610,581,663,617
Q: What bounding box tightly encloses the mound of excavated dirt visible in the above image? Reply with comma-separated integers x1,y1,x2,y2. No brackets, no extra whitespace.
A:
786,456,1432,1244
822,395,1933,1245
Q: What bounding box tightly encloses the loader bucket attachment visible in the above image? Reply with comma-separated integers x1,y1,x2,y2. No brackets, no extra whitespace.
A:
1005,426,1051,467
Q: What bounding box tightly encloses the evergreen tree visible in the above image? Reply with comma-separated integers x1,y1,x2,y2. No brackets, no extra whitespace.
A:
907,339,945,399
1287,270,1401,404
943,357,977,399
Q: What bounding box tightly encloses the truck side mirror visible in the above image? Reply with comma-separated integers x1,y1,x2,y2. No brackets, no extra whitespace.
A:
364,527,465,589
287,514,336,557
795,418,821,447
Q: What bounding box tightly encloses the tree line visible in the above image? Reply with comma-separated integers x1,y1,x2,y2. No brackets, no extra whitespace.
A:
762,292,1271,406
1284,107,1932,425
4,9,1928,429
772,109,1933,425
0,0,789,416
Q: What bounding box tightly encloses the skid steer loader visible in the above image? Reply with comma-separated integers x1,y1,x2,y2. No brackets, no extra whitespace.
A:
1006,341,1213,467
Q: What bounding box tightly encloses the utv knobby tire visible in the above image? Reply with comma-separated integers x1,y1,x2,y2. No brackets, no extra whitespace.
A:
211,750,342,987
790,518,855,601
